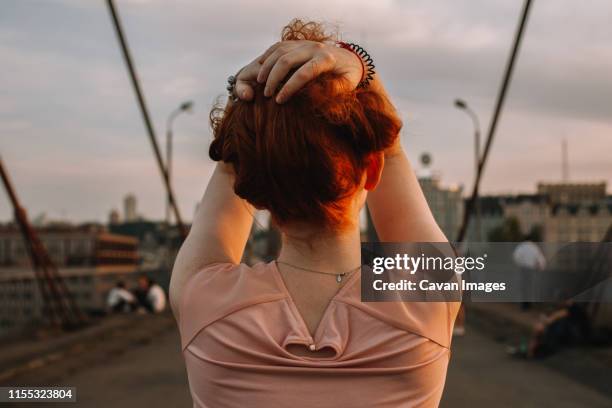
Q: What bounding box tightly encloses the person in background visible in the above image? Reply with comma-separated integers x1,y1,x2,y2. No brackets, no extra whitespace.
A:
147,278,167,313
508,299,591,358
107,281,136,313
133,275,167,313
133,275,152,312
513,238,546,310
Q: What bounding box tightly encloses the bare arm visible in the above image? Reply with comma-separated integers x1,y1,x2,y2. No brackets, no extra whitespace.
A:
545,308,569,324
367,151,446,243
169,162,253,318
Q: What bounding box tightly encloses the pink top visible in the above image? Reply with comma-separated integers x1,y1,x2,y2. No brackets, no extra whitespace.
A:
177,262,459,408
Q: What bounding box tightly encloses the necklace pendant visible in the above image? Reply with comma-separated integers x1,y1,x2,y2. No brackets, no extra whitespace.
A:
337,274,344,283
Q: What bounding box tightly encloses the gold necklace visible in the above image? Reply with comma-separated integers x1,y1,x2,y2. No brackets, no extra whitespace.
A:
276,260,361,283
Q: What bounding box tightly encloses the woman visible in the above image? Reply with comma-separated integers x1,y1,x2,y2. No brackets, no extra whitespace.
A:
170,20,459,408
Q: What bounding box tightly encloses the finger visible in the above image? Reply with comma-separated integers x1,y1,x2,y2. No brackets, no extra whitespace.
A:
257,41,284,64
234,80,255,101
276,53,335,103
264,47,313,97
234,44,283,96
257,42,301,84
257,48,286,85
234,61,260,101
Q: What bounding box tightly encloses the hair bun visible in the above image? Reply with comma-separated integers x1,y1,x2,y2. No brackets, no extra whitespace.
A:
209,20,402,229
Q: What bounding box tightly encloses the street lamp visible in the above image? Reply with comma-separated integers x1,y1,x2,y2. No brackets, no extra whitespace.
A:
166,100,194,225
454,98,482,241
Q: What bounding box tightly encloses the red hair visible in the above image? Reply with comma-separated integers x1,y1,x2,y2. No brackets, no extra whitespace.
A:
209,19,402,230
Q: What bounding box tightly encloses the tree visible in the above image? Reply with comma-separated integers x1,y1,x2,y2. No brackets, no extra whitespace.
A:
487,216,523,242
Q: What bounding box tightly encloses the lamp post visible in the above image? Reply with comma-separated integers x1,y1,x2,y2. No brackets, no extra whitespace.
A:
454,98,482,241
166,100,194,225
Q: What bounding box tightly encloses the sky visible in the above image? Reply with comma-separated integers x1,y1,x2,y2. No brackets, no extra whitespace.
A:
1,0,611,223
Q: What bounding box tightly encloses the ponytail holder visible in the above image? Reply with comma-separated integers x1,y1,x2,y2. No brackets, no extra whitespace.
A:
336,41,376,88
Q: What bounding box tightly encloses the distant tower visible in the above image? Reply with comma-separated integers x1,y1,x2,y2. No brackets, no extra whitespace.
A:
124,194,137,222
420,152,432,167
418,152,433,179
109,209,120,225
562,139,569,182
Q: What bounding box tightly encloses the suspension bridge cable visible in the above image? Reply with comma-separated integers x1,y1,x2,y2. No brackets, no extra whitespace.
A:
456,0,534,242
106,0,188,238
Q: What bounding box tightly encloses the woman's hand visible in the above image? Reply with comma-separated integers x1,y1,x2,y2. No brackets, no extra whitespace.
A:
234,40,363,104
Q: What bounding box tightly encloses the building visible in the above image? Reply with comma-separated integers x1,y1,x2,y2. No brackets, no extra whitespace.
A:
456,181,611,243
544,202,612,242
499,182,611,242
464,196,506,242
539,182,610,242
109,208,120,225
0,224,138,267
418,173,464,240
537,182,606,204
124,194,138,222
502,194,548,236
0,223,140,336
109,220,184,269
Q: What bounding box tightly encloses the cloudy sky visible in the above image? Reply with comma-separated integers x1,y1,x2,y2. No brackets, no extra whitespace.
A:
1,0,611,223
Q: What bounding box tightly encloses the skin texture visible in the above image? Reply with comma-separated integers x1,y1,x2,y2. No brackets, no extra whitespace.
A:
169,41,447,328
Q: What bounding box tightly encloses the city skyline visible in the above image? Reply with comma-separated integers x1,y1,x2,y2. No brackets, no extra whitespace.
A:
1,0,611,222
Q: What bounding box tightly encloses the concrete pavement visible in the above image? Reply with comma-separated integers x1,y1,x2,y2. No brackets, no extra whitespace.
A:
57,323,612,407
3,317,610,407
55,328,191,408
441,326,612,407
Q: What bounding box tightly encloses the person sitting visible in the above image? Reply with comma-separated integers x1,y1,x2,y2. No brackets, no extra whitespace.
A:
106,281,136,313
133,275,167,313
147,279,167,313
510,299,591,358
132,275,151,312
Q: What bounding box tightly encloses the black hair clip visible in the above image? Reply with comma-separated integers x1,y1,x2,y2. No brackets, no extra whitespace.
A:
337,41,376,88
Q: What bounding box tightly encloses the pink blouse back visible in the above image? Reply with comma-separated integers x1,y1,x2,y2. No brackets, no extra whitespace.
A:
177,261,459,407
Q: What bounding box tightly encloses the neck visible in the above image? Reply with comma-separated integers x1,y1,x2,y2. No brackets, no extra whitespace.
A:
277,222,362,273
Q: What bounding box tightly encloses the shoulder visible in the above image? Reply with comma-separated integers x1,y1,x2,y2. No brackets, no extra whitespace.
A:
336,274,460,348
175,262,287,349
179,262,284,304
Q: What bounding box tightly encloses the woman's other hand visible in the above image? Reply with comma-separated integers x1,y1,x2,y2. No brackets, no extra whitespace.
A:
235,40,363,104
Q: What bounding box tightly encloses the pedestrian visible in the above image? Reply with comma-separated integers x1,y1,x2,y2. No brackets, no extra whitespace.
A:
513,239,546,310
133,275,166,313
133,275,152,313
508,299,591,358
147,279,166,313
107,281,136,313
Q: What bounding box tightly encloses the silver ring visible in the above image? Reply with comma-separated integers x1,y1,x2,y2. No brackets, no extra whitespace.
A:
227,75,238,102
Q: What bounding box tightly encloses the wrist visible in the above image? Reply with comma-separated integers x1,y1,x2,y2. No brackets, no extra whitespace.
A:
336,43,364,82
332,46,364,91
336,41,375,89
